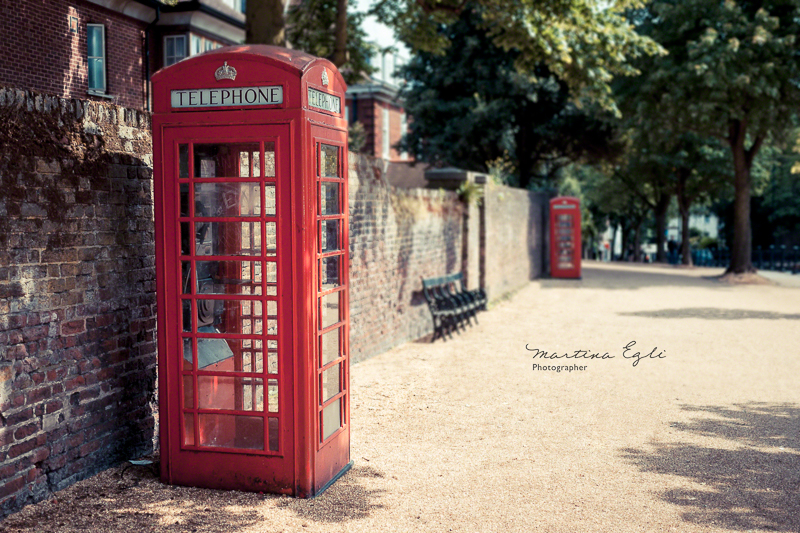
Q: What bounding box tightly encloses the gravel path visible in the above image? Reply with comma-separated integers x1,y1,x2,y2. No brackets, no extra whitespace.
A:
3,260,799,532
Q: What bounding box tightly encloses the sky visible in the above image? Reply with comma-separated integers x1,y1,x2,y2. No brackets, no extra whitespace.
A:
351,0,399,49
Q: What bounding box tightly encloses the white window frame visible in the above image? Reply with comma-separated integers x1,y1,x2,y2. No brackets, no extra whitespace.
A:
400,113,409,160
87,24,107,94
191,34,202,56
164,35,188,66
382,108,391,160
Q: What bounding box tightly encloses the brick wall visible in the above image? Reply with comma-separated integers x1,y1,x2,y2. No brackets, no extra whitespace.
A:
482,184,549,301
0,0,147,110
0,86,548,517
0,88,156,517
348,154,464,362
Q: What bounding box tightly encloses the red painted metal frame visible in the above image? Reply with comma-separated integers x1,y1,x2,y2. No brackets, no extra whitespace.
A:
549,196,582,279
152,46,350,497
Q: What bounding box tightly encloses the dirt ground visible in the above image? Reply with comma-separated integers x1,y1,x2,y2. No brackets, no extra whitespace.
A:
2,261,799,533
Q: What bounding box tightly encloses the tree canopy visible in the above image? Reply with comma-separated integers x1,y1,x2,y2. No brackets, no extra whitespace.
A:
247,0,372,81
372,0,662,112
286,0,378,84
397,4,624,189
623,0,800,272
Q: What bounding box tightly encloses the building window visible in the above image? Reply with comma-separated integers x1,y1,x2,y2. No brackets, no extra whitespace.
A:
382,108,390,160
400,113,408,160
191,34,202,55
165,35,188,66
189,34,221,57
87,24,106,93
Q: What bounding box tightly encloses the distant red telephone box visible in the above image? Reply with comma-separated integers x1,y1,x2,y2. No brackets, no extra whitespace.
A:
151,46,350,497
550,197,581,278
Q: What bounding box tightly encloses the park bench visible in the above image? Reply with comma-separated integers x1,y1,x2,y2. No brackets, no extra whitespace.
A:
422,273,487,341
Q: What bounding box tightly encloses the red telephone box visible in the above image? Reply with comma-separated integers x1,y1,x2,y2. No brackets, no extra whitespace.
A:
549,197,581,278
151,46,350,497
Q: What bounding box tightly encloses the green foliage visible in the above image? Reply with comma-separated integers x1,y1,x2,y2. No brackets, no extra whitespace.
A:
456,180,484,206
628,0,800,146
618,0,800,270
286,0,378,85
371,0,662,112
750,136,800,246
697,236,719,249
347,121,367,153
397,4,625,189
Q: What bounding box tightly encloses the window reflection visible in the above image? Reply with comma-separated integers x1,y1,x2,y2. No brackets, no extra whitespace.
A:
320,144,339,177
194,183,261,217
194,143,259,178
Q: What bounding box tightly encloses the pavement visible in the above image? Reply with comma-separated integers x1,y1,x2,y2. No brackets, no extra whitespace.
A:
342,260,800,532
3,260,799,532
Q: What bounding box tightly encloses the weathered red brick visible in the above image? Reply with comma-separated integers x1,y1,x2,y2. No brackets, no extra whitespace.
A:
8,438,37,459
44,399,62,414
13,423,39,441
0,476,25,499
6,344,28,360
25,385,51,405
64,375,85,391
60,319,86,336
5,408,33,427
31,447,49,465
0,429,13,447
79,439,101,458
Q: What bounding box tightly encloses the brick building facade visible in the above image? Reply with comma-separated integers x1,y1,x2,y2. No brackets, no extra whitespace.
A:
347,83,410,163
0,0,148,109
0,0,245,111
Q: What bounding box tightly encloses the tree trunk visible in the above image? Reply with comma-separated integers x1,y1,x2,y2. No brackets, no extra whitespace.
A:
620,221,629,261
680,207,692,266
676,170,693,266
727,120,757,274
654,193,670,263
331,0,348,67
246,0,287,46
633,221,642,262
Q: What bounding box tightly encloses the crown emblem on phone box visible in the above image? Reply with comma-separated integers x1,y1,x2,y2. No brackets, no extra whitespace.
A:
215,62,237,81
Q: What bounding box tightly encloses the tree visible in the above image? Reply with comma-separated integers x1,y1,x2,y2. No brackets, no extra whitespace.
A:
247,0,288,46
561,163,652,261
247,0,361,74
603,139,673,262
398,4,624,189
372,0,662,113
666,135,730,265
287,0,378,84
628,0,800,273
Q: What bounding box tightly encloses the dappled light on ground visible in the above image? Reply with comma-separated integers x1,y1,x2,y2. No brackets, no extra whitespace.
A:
622,403,800,532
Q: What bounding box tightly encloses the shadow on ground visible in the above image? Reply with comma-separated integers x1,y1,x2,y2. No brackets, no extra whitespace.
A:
619,308,800,320
539,264,727,291
277,464,387,522
621,403,800,532
0,463,386,532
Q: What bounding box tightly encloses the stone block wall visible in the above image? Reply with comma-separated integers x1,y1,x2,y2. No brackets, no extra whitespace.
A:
348,155,464,362
0,88,157,517
482,184,549,301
